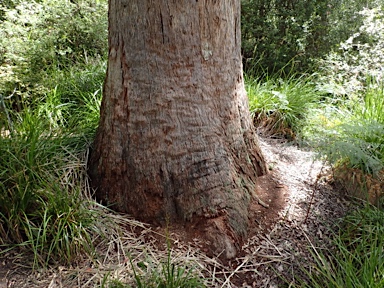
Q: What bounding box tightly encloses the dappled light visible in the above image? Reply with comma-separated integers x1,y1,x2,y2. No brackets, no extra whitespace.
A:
1,0,383,287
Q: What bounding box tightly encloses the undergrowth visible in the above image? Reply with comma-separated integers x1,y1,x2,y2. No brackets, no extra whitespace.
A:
0,2,106,265
304,82,384,206
0,94,102,268
246,9,384,285
298,205,384,288
246,72,321,138
0,0,383,286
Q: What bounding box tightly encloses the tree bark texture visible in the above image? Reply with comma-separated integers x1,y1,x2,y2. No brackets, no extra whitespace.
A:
88,0,267,258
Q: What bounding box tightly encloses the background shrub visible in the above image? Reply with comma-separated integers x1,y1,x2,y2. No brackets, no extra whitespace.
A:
317,6,384,97
241,0,334,75
241,0,383,76
0,0,107,106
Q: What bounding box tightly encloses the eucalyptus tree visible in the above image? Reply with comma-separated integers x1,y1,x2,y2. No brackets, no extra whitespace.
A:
88,0,267,258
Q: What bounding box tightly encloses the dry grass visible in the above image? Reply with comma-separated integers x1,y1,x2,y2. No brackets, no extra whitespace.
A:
332,164,384,206
2,205,248,287
0,136,355,288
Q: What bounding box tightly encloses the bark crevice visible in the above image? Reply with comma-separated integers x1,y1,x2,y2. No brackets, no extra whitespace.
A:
89,0,267,259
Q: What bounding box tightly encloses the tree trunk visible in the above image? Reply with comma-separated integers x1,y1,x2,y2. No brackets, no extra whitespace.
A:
88,0,267,259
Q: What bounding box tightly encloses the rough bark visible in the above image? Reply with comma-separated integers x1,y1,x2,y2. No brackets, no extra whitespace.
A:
88,0,267,258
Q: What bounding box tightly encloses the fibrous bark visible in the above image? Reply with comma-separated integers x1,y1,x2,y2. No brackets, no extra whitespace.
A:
88,0,267,258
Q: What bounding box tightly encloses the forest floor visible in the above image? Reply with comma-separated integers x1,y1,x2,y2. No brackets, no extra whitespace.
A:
226,135,352,287
0,134,353,287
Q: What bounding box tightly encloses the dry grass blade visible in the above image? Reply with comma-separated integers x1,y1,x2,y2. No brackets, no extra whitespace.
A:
221,256,250,287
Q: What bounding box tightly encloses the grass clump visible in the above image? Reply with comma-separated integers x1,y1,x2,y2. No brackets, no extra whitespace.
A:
355,84,384,124
0,108,100,268
38,60,105,131
246,73,321,138
132,255,205,288
101,232,206,288
298,205,384,288
101,252,206,288
304,82,384,205
0,0,107,270
0,33,105,268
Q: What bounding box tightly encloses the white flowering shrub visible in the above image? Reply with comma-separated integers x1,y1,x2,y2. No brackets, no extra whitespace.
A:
317,6,384,96
0,0,107,100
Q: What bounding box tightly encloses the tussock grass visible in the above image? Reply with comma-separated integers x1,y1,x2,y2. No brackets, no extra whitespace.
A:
246,73,321,138
298,205,384,288
0,54,105,269
304,81,384,205
357,84,384,124
0,109,97,267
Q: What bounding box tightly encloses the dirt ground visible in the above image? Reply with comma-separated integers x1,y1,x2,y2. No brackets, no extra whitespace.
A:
0,134,352,287
226,135,351,287
183,135,351,287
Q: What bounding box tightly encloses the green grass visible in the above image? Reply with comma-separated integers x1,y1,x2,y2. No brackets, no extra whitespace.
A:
0,58,104,268
131,254,205,288
356,84,384,124
246,73,322,137
101,250,205,288
295,80,384,286
40,60,105,130
305,81,384,175
131,232,205,288
100,226,206,288
0,107,100,267
297,205,384,288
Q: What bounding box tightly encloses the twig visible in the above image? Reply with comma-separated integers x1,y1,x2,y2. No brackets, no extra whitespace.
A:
221,257,250,288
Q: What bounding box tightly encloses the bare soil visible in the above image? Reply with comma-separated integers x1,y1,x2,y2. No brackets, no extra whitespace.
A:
226,135,351,287
0,135,352,287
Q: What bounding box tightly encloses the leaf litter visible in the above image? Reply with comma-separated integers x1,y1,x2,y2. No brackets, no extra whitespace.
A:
0,134,352,287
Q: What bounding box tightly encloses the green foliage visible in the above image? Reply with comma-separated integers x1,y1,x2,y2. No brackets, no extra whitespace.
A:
0,0,107,271
297,205,384,288
246,73,321,137
0,108,99,267
39,60,105,131
101,251,205,288
305,84,384,176
0,34,103,268
130,236,205,288
134,261,204,288
358,85,384,124
241,0,383,76
0,0,107,103
241,0,333,74
0,0,20,21
320,122,384,175
317,5,384,96
325,0,382,50
153,252,204,288
303,3,384,180
0,58,105,135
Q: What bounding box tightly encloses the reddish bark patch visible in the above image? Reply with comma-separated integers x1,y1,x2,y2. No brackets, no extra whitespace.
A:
144,170,287,262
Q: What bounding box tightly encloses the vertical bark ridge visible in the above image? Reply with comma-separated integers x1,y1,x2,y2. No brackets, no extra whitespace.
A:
89,0,267,258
